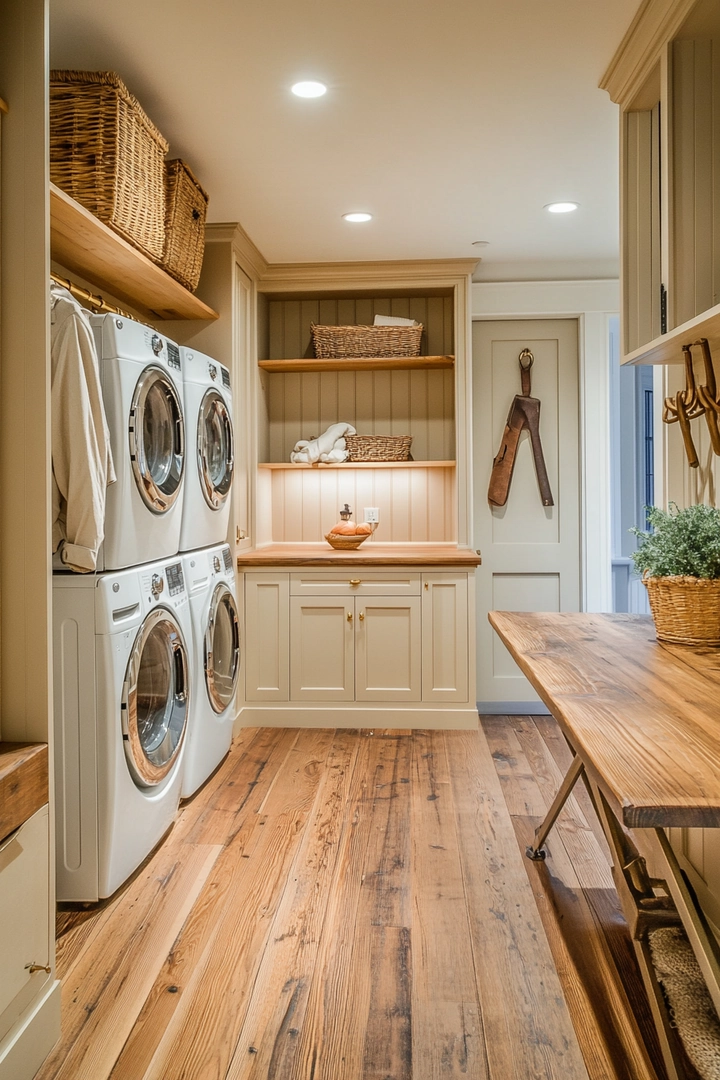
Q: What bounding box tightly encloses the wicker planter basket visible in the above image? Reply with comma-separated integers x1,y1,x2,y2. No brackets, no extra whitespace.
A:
49,70,168,264
325,532,370,550
163,159,209,292
345,434,413,462
643,573,720,646
311,323,423,359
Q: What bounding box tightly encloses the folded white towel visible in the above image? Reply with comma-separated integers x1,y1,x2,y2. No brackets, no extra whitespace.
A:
291,422,357,464
373,315,419,327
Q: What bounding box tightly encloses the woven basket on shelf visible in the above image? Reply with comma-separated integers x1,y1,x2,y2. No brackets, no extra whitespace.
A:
163,159,209,292
325,532,370,550
345,434,413,462
643,573,720,646
311,323,423,359
49,70,168,264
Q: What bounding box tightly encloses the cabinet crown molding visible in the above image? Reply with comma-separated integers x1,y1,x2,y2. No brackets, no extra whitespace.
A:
600,0,696,105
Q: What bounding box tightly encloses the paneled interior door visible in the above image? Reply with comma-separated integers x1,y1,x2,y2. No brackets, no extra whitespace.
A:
472,319,580,707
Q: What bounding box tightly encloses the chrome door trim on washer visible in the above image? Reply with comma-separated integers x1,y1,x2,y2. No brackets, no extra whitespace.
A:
122,607,189,786
129,366,185,514
204,583,240,714
197,389,234,510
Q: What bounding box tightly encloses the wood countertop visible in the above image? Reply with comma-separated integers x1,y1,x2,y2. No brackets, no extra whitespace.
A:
237,543,482,568
489,611,720,829
0,741,48,840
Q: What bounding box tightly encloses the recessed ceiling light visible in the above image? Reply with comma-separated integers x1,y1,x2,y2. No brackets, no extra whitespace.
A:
545,202,579,213
343,212,372,223
291,81,327,98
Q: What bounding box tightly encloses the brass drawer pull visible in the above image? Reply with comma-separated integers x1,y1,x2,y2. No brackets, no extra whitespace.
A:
26,963,51,975
349,579,361,586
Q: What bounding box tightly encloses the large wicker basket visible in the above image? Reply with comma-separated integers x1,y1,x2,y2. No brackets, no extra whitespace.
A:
311,323,423,359
49,70,168,264
643,573,720,646
345,434,413,462
163,159,209,292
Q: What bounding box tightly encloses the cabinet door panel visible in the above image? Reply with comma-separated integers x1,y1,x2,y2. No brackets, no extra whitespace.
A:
290,598,354,701
422,574,469,702
0,805,50,1038
355,597,421,701
244,574,289,700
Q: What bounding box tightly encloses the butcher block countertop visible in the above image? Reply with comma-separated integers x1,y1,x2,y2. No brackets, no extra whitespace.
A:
0,742,48,840
237,543,482,568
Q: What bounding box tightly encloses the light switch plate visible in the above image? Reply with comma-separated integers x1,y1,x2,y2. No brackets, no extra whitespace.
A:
364,507,380,523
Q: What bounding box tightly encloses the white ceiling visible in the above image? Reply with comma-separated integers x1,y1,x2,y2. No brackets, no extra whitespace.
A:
49,0,640,280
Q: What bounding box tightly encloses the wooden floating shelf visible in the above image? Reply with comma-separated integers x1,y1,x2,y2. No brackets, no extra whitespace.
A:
0,742,48,840
50,183,219,322
259,460,456,469
622,303,720,366
258,355,454,373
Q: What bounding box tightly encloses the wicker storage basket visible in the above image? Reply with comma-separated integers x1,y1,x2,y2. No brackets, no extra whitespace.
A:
311,323,423,359
325,532,370,550
643,573,720,646
49,70,168,264
163,159,209,292
345,434,413,462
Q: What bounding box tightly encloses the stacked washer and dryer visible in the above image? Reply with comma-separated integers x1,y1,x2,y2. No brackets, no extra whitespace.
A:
53,317,240,902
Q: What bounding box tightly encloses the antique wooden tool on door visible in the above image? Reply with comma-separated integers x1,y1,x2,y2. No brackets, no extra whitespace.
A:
662,337,720,468
488,348,554,507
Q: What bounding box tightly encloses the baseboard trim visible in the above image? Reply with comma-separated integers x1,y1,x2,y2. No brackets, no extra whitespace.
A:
0,979,61,1080
477,700,551,715
236,705,479,730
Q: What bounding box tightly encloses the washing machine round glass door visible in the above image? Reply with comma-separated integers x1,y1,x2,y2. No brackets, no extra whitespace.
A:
197,390,234,510
122,608,189,786
129,366,185,514
204,583,240,714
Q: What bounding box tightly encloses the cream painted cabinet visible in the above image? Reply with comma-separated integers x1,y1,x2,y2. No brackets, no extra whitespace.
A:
0,805,51,1043
240,566,475,727
421,574,468,702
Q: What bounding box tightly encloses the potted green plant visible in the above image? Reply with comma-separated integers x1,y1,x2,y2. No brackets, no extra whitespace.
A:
631,503,720,645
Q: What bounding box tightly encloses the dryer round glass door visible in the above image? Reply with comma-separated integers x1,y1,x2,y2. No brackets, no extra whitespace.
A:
197,390,234,510
129,366,185,514
122,608,189,786
204,583,240,713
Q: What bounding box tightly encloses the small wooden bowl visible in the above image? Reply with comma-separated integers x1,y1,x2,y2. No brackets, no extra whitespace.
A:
324,531,370,550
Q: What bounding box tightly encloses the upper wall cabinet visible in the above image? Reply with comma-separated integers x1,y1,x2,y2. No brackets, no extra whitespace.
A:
603,0,720,365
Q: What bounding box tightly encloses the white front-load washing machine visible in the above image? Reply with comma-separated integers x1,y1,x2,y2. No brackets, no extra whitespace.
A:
91,314,186,570
179,347,234,553
181,543,240,798
53,556,192,901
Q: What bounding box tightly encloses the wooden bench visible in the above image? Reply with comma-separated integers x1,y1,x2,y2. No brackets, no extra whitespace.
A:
489,611,720,1080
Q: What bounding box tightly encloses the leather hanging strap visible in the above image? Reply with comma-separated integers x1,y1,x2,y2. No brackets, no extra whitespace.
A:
487,350,554,507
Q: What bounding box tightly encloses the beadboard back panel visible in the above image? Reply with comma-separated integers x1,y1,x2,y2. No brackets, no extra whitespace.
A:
263,368,455,463
265,294,454,360
265,465,456,543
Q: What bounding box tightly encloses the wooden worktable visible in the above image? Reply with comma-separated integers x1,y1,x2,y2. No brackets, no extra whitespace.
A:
489,611,720,1080
237,543,482,568
489,611,720,829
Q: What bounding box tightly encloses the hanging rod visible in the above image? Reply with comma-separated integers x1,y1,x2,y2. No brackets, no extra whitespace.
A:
50,272,134,319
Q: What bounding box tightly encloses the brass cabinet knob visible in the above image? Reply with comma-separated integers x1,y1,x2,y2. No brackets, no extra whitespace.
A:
347,611,353,622
359,612,365,621
26,963,51,974
349,579,361,586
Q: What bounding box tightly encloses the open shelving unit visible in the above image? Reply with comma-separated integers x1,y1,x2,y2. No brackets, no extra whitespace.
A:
258,460,454,469
49,183,218,322
258,355,454,373
622,302,720,366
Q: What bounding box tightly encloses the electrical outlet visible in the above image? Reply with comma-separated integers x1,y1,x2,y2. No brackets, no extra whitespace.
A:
364,507,380,523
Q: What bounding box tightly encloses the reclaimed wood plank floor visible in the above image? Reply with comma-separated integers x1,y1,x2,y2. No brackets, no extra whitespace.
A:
39,723,661,1080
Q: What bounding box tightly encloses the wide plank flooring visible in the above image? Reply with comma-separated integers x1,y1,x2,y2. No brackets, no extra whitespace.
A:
38,723,662,1080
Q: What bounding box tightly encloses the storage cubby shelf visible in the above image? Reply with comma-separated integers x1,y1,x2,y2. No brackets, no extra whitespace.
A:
258,355,454,373
50,183,219,322
622,302,720,366
259,460,455,469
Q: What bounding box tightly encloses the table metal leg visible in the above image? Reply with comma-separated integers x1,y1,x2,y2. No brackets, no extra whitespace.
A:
525,752,585,861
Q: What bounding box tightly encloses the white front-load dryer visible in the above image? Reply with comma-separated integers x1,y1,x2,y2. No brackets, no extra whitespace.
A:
91,314,186,570
179,347,234,553
181,544,240,798
53,555,192,901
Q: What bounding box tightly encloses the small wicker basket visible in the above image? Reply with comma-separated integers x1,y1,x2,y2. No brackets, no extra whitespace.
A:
345,434,413,462
49,70,168,264
325,532,370,550
643,573,720,646
311,323,423,359
163,159,209,292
